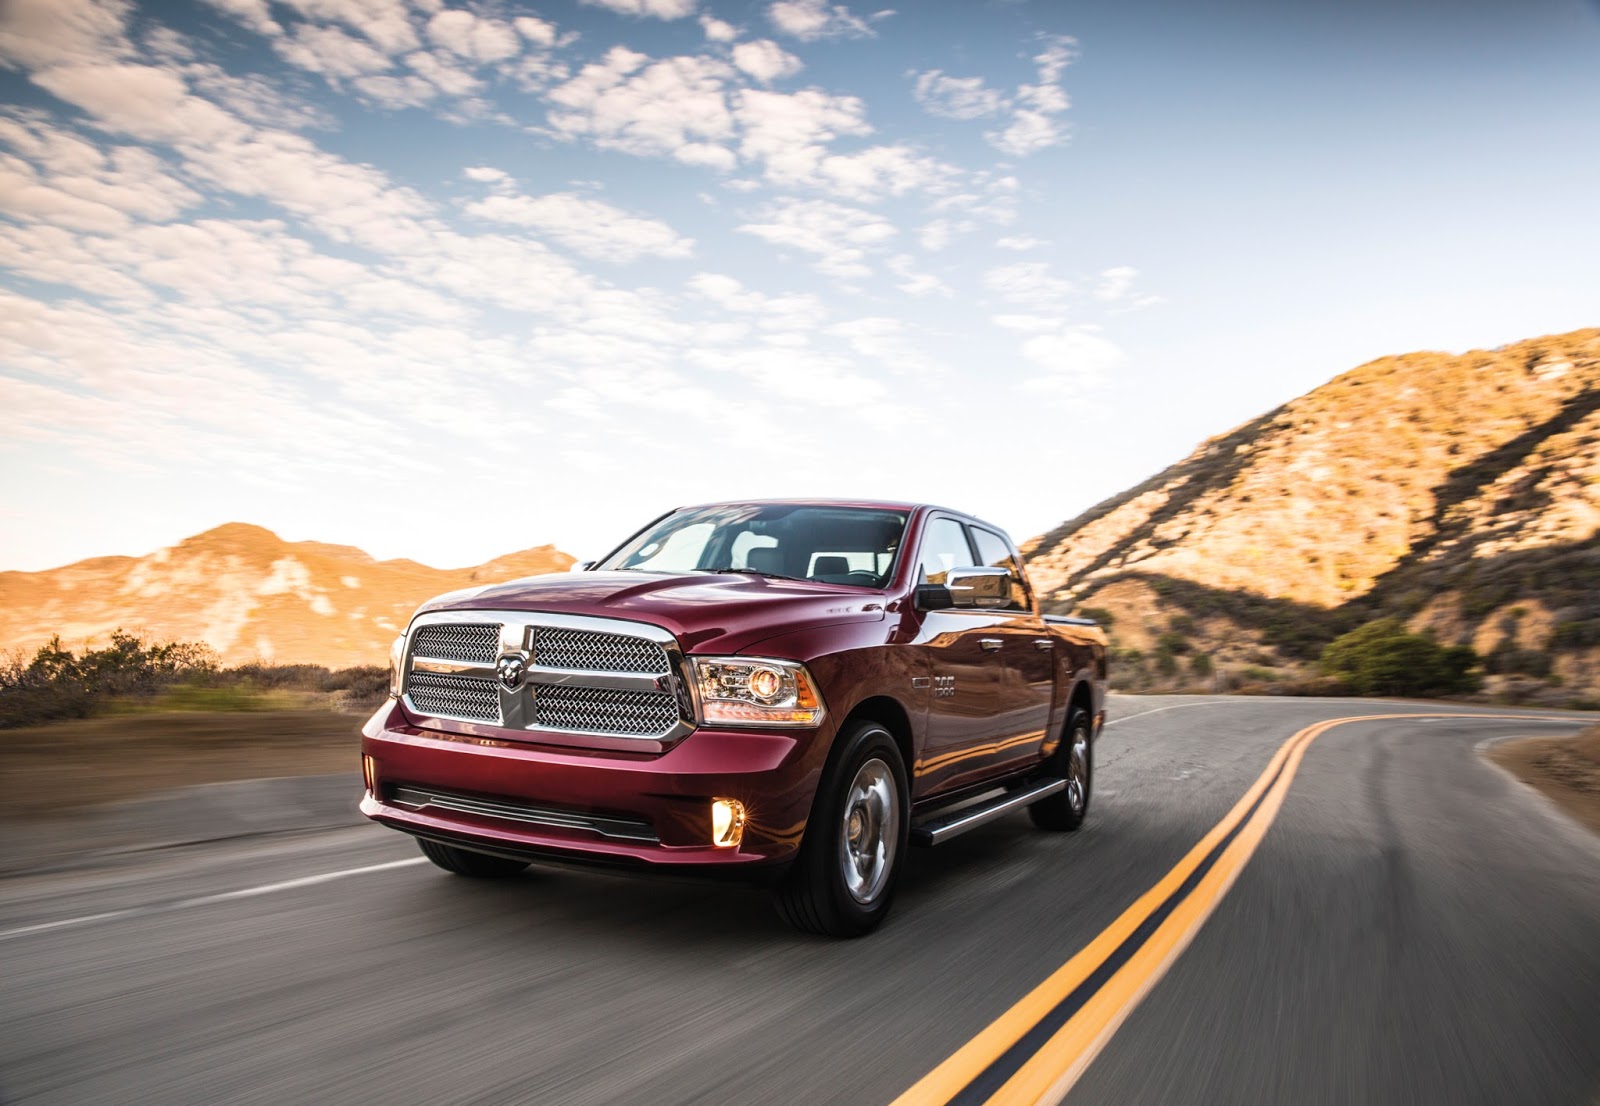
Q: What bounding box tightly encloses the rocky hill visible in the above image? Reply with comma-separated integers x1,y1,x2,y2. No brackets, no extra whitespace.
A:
1023,328,1600,703
0,524,574,669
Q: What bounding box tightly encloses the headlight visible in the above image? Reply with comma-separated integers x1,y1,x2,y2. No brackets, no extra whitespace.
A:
388,633,407,698
690,657,826,727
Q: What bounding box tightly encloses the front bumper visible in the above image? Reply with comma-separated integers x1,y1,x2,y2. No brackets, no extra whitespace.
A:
359,700,827,874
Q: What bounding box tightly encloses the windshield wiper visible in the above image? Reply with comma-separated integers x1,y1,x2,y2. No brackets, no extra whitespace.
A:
706,568,809,583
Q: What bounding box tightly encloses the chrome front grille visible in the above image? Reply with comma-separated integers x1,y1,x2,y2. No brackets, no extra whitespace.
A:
531,684,679,737
533,627,669,674
400,611,692,744
406,671,501,723
412,623,501,664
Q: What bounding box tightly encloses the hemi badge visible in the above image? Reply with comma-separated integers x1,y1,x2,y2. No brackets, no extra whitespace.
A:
911,677,932,689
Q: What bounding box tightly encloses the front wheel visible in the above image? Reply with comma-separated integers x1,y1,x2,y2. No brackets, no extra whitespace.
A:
774,721,909,937
417,837,530,878
1029,707,1093,831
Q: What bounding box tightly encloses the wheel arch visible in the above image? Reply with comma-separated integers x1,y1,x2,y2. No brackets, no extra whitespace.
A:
837,694,915,775
1066,678,1096,739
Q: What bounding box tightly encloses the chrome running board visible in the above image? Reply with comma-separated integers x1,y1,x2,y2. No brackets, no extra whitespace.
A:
910,778,1067,846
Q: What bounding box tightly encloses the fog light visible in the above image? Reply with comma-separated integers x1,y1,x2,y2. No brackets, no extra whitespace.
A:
711,798,746,848
362,754,376,794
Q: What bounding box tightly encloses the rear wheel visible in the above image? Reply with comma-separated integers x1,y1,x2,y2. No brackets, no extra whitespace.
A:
1029,706,1093,831
417,837,530,878
775,721,908,937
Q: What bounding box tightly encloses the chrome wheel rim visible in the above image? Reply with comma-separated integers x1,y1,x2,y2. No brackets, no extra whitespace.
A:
1067,725,1090,815
839,757,899,905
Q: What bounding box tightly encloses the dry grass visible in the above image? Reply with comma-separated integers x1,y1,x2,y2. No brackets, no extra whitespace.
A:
1488,726,1600,837
0,708,367,820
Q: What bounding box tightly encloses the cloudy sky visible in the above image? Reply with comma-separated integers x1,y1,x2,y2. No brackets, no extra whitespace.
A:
2,0,1597,572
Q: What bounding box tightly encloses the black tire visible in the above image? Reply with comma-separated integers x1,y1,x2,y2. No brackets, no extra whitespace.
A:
417,837,530,878
1029,706,1093,831
774,721,909,938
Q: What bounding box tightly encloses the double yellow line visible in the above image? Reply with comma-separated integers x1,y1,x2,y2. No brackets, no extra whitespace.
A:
891,712,1561,1106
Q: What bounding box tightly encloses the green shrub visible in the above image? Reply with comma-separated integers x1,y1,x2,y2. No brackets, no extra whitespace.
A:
1190,653,1214,677
0,633,387,727
1077,607,1115,629
1319,619,1482,697
1156,631,1191,655
0,632,219,728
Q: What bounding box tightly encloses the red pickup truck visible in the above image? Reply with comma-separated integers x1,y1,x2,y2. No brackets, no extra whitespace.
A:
361,500,1107,936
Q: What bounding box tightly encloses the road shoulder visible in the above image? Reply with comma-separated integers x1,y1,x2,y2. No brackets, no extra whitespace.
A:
1484,725,1600,837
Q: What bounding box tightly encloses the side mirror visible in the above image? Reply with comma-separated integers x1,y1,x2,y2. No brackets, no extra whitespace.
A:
946,566,1010,609
570,560,597,573
914,583,953,610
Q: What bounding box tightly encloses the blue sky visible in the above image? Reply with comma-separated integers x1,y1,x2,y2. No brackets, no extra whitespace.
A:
2,0,1597,571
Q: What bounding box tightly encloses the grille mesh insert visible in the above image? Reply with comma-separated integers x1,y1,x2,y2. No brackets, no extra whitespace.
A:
411,623,501,665
533,627,669,674
407,671,500,723
532,684,678,736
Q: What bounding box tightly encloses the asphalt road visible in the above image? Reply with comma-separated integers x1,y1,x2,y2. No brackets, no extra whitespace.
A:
3,695,1598,1105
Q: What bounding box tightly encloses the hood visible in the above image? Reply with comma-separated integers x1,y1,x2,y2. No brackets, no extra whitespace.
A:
416,570,887,655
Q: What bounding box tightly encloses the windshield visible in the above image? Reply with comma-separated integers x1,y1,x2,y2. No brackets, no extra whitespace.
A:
597,504,908,588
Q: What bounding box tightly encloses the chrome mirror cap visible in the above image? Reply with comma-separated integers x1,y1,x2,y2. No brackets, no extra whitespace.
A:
946,566,1010,609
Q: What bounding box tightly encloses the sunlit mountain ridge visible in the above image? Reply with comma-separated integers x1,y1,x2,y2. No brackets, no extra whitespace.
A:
1024,327,1600,702
0,523,574,669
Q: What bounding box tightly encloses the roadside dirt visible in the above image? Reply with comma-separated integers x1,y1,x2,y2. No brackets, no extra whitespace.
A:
0,709,365,820
1488,726,1600,837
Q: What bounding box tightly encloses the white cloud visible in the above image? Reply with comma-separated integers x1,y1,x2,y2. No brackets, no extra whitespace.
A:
0,0,132,69
691,343,885,406
734,86,869,179
996,234,1044,251
184,63,334,130
687,272,826,330
986,35,1076,157
579,0,699,19
1095,265,1137,301
699,14,738,41
766,0,874,41
913,71,1005,120
984,261,1072,307
465,190,694,264
547,47,737,170
887,253,951,297
991,313,1059,332
733,88,955,200
199,0,283,38
278,0,419,55
34,62,247,145
931,174,1019,224
425,10,521,64
828,316,941,376
276,24,393,79
732,39,802,83
403,48,482,98
462,165,508,185
737,197,896,279
513,16,558,48
1019,325,1123,398
0,116,200,232
919,218,963,252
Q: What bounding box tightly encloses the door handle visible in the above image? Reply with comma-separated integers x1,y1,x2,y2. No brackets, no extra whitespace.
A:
979,638,1003,652
1033,639,1054,651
